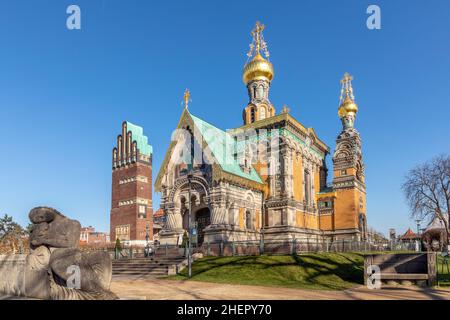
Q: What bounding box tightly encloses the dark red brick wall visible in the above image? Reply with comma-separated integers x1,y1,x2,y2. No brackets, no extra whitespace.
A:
110,159,153,242
88,233,107,244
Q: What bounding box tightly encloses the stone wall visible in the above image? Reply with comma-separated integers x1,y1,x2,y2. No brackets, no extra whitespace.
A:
0,255,27,297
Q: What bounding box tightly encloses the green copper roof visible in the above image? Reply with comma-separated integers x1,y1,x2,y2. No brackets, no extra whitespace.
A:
189,113,263,184
126,121,153,156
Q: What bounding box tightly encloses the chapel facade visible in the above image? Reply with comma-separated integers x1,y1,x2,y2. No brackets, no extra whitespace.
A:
155,22,367,245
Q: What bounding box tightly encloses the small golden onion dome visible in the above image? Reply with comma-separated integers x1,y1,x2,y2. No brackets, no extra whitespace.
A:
243,53,274,84
338,96,358,118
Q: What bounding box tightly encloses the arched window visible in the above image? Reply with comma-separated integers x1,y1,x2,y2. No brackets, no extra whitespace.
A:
260,106,266,120
250,107,255,123
256,85,264,99
359,214,367,241
182,209,189,230
245,210,252,230
304,170,311,205
356,161,363,181
319,168,324,189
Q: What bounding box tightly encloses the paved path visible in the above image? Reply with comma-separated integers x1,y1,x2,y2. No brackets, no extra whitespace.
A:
111,278,450,300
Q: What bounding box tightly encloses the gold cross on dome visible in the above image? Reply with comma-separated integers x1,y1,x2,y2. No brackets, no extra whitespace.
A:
341,72,353,85
251,21,265,53
251,21,265,39
339,72,355,103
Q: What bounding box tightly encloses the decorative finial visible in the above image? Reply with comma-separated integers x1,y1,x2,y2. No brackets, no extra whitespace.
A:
281,105,290,114
338,73,358,130
247,21,270,60
339,72,355,106
183,88,191,109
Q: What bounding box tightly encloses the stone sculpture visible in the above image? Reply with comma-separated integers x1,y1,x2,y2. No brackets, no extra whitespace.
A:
0,207,117,300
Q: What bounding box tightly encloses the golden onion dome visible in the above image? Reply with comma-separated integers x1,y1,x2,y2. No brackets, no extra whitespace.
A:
243,53,274,84
338,95,358,118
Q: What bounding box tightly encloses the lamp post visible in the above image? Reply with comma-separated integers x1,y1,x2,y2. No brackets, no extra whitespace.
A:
187,172,193,278
415,219,422,252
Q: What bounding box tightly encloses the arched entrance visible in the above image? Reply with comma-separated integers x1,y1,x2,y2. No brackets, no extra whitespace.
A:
195,207,210,245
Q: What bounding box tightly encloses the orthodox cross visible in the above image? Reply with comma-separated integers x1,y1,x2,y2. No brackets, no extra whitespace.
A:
247,21,270,59
339,72,355,104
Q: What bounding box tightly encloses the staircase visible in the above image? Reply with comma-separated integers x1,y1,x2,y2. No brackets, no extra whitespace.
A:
112,255,186,278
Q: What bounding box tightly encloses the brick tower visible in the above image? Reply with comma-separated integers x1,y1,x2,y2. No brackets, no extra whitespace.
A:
110,121,153,245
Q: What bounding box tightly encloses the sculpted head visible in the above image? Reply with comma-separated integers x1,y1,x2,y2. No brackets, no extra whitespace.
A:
29,207,62,224
28,206,80,249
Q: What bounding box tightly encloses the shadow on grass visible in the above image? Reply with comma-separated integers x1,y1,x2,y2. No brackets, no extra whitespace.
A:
292,253,364,286
170,253,365,290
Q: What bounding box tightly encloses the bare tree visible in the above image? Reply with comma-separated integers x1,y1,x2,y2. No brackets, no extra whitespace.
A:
367,227,388,242
402,154,450,240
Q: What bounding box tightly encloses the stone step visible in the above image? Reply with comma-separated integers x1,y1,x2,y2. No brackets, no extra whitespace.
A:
113,269,169,274
112,262,171,266
113,265,177,269
113,270,168,274
112,260,184,266
113,266,168,270
112,274,167,280
113,257,185,261
111,256,187,277
112,260,185,265
112,268,168,273
114,267,170,272
113,257,186,260
113,271,168,276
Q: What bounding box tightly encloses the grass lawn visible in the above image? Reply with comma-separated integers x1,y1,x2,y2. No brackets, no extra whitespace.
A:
168,253,364,290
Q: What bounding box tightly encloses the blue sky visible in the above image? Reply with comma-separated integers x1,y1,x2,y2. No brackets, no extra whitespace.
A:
0,0,449,236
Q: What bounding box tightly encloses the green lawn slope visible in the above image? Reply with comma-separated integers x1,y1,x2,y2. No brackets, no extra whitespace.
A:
169,253,364,290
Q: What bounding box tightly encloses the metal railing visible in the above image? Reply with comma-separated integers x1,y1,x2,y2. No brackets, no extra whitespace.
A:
190,239,420,257
108,244,186,260
90,239,427,260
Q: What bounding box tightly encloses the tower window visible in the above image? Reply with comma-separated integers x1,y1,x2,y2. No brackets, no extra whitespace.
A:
256,85,264,99
138,205,146,218
250,108,255,123
319,201,332,208
260,107,266,120
341,169,347,176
